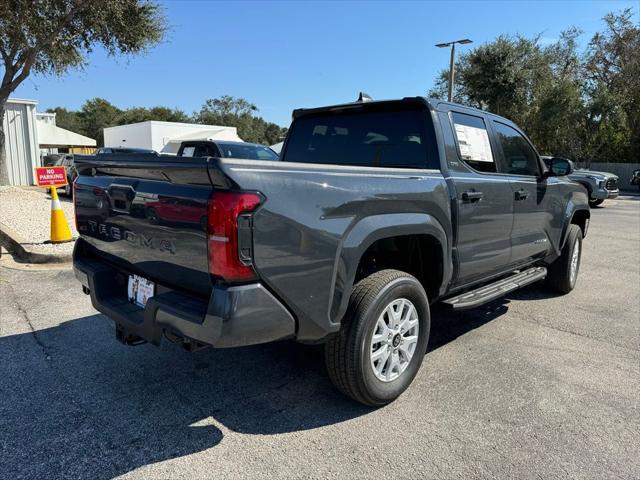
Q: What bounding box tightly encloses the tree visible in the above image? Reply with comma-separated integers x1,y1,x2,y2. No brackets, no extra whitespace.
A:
46,107,83,133
195,95,287,145
78,98,122,147
116,106,190,126
428,9,639,164
583,8,640,163
0,0,166,184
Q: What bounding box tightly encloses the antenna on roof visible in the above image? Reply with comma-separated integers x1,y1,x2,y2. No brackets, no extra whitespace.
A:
357,92,373,103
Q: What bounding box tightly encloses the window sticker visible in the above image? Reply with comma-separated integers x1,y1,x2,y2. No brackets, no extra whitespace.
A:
182,146,195,157
454,124,494,163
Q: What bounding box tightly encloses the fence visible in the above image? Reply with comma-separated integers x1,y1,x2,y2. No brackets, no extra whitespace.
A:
573,162,640,192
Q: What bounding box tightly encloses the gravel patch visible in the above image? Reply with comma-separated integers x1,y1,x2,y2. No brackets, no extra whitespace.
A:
0,186,77,256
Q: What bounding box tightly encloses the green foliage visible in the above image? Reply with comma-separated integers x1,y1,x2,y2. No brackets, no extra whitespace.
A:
195,95,287,145
116,106,190,126
46,96,287,147
45,107,83,134
0,0,167,182
77,98,122,146
429,9,639,163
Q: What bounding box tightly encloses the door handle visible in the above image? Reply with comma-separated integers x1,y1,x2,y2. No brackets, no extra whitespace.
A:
514,189,529,201
462,190,483,202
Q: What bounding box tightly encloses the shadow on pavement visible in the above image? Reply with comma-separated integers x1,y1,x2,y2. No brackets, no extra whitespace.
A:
0,314,367,479
1,283,556,479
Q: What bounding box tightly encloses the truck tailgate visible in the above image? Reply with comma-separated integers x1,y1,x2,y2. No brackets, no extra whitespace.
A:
74,156,216,296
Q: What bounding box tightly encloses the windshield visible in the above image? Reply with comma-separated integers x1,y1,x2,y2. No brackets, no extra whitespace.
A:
218,144,279,161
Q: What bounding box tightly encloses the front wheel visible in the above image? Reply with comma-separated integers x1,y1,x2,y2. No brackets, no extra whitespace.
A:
589,198,604,207
546,224,583,294
324,269,430,406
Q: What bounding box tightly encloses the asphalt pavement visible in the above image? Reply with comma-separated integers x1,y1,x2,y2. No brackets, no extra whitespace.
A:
1,196,638,479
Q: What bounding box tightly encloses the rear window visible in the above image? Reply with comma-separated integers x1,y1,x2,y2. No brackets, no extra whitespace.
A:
219,144,279,161
282,109,433,169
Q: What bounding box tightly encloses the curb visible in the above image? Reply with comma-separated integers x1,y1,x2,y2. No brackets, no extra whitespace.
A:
0,222,73,264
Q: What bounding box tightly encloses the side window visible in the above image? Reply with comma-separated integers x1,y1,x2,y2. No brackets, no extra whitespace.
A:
191,144,217,157
492,122,540,176
451,112,496,173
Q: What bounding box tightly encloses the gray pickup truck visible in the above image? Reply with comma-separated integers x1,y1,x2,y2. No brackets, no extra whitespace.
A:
73,97,590,406
541,156,619,207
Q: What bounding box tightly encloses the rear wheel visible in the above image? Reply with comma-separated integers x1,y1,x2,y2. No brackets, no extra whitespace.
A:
589,198,604,207
546,224,582,294
324,269,430,406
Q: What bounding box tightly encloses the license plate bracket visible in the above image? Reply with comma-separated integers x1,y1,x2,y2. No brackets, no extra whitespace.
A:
127,274,155,308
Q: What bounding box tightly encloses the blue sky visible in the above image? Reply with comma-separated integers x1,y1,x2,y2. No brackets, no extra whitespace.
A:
13,0,639,127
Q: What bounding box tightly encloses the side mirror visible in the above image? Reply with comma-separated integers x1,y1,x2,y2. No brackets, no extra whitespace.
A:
547,157,573,176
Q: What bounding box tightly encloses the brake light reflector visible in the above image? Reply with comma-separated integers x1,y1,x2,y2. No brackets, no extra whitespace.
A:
207,191,262,282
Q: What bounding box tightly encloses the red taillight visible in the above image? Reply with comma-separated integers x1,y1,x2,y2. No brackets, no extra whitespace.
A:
207,191,262,282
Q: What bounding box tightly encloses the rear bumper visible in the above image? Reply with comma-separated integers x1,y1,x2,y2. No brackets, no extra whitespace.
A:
73,249,295,349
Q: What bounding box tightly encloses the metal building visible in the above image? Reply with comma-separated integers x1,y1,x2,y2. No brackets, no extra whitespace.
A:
2,98,40,185
104,121,243,154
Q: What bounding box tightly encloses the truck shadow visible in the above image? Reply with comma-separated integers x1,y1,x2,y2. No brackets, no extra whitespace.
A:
2,285,550,479
0,315,365,479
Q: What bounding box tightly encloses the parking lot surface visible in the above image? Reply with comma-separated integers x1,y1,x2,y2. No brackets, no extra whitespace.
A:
1,197,638,479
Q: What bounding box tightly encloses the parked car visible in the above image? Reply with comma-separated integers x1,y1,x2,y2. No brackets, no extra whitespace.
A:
541,156,618,207
96,147,157,155
178,140,279,161
630,169,640,191
42,153,73,167
73,97,590,406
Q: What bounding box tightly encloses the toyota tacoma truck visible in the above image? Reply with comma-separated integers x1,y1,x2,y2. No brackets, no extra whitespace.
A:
72,97,590,406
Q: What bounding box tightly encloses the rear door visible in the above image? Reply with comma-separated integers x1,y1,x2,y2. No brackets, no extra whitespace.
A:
491,120,554,264
443,109,514,286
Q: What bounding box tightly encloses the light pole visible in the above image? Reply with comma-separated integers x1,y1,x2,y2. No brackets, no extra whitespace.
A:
435,39,473,102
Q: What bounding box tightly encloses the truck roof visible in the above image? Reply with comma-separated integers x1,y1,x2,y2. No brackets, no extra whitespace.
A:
291,96,514,126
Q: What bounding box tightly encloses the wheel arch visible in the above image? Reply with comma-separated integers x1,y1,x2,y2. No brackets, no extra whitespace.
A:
330,213,451,326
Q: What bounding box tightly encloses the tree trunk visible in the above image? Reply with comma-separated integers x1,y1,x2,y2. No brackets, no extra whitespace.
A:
0,99,9,185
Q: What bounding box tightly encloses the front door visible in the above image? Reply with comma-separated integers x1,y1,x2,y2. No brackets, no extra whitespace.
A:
491,120,553,264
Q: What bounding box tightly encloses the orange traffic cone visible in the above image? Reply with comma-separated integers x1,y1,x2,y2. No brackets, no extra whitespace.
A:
50,187,73,243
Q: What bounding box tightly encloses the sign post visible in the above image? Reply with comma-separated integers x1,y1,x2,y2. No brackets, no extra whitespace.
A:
34,166,73,243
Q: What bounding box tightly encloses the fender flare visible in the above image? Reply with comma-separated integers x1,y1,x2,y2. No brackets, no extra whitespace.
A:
575,180,593,198
560,202,590,251
328,213,451,326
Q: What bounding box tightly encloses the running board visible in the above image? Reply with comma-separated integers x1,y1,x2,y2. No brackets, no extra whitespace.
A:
443,267,547,310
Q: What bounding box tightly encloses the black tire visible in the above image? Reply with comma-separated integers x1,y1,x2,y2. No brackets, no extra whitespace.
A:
589,198,604,207
546,224,582,294
324,269,430,406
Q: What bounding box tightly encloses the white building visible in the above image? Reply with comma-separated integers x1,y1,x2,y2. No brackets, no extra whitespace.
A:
36,112,96,156
1,98,97,185
103,121,243,155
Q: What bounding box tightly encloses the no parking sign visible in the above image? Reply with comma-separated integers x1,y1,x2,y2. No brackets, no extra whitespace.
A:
35,166,67,187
